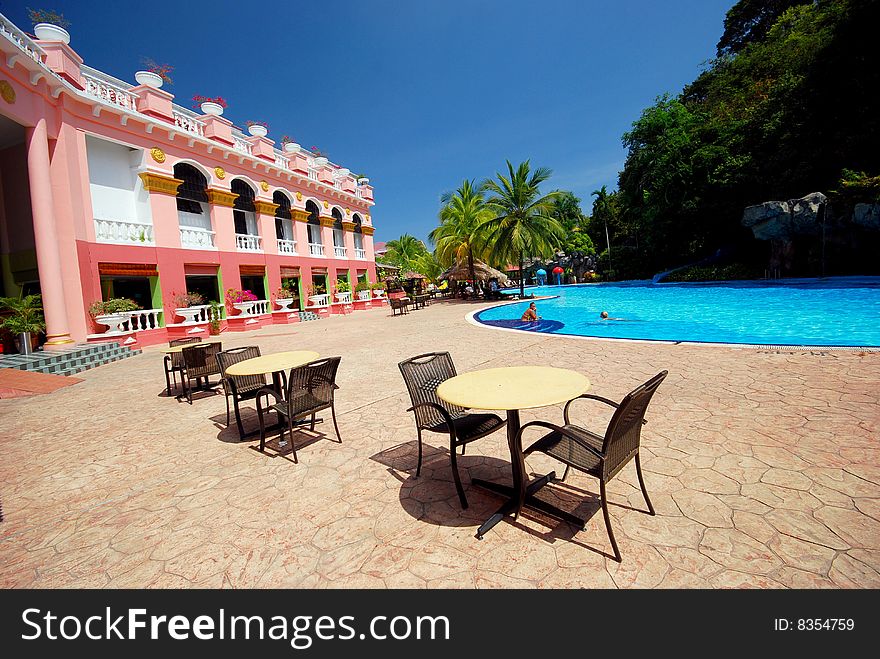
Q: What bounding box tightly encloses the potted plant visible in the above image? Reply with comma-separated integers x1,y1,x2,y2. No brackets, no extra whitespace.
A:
310,146,328,167
28,8,71,44
354,280,372,301
355,174,369,186
333,279,352,302
225,288,258,315
193,95,227,116
371,281,387,298
135,58,173,88
88,298,139,334
275,286,296,311
280,135,299,153
208,301,222,335
246,120,269,138
172,291,205,324
307,283,328,306
0,295,45,355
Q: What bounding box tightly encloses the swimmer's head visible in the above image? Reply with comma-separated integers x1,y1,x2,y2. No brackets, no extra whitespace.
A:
600,311,609,319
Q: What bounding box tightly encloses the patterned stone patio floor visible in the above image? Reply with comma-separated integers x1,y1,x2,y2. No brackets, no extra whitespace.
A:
1,300,878,588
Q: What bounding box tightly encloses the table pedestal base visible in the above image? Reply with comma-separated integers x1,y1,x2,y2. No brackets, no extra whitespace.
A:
472,472,586,539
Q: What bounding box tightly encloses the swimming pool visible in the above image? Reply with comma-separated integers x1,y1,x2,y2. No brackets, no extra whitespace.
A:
473,278,880,347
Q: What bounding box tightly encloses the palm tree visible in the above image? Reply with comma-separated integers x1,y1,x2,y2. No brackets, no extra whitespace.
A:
412,252,443,282
384,234,428,273
479,160,565,297
430,179,490,284
592,185,613,278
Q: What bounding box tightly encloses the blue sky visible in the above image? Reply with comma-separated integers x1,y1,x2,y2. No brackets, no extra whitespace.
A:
8,0,732,242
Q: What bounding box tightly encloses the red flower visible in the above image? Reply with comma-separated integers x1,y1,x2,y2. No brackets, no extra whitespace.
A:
192,95,228,109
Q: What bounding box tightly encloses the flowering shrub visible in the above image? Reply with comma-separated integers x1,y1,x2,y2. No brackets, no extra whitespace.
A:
142,58,173,85
280,135,295,145
192,95,228,109
245,120,269,129
310,146,328,159
276,286,296,299
88,298,139,317
172,291,205,308
225,288,257,304
27,8,71,28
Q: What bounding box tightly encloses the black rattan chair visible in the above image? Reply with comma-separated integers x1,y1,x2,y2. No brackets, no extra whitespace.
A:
179,342,223,404
163,337,201,395
518,371,668,561
398,352,506,509
216,346,268,439
256,357,342,462
390,297,409,316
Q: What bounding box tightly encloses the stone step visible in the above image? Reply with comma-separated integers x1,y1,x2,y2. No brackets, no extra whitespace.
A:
0,342,141,377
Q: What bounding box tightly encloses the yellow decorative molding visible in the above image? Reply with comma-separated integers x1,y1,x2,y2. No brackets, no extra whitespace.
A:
322,201,329,209
366,214,371,221
0,80,16,104
254,200,280,215
138,172,183,196
296,192,303,202
260,180,269,192
319,216,336,227
341,221,356,232
206,187,239,207
214,166,226,179
345,208,351,216
149,147,166,163
292,209,311,223
361,226,375,236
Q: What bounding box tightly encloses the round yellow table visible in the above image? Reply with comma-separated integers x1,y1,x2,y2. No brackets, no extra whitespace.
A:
437,366,590,539
161,339,221,354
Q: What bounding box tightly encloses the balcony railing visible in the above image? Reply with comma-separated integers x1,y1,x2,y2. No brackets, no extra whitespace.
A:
308,169,318,180
0,13,45,65
274,153,290,170
94,218,154,245
355,248,366,259
355,188,363,198
124,308,164,331
180,226,216,249
172,111,206,138
334,246,347,258
81,70,139,112
308,242,325,256
277,238,297,254
235,233,262,252
232,135,253,155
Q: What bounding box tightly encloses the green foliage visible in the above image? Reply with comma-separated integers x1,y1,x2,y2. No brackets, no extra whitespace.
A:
354,280,371,292
0,294,46,335
834,169,880,203
411,253,443,281
431,180,493,281
334,279,351,293
88,298,139,316
664,263,764,282
383,234,430,274
27,7,71,28
716,0,813,56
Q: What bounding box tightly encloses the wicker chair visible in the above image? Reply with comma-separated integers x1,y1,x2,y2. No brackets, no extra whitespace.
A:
256,357,342,462
163,337,201,395
390,297,409,316
216,346,268,439
518,371,668,561
179,342,223,404
398,352,506,509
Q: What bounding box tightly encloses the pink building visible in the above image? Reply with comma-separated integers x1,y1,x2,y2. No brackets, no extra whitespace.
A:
0,14,379,348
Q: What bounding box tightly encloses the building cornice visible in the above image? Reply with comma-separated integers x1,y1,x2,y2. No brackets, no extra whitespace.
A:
138,172,183,196
361,226,375,236
292,209,310,223
206,188,238,207
341,221,356,232
319,216,336,228
254,200,280,215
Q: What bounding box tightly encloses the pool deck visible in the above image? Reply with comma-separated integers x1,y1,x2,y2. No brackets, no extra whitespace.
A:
1,299,878,588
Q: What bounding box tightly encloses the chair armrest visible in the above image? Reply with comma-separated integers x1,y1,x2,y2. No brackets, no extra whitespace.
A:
517,420,605,461
406,401,455,434
255,386,283,416
563,394,647,426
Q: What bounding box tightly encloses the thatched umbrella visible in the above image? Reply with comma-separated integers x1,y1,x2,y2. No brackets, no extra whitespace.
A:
439,259,509,284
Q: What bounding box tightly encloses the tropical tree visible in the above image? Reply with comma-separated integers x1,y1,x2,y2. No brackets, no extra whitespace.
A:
591,186,614,277
383,234,429,273
430,179,490,284
412,252,443,282
479,160,565,296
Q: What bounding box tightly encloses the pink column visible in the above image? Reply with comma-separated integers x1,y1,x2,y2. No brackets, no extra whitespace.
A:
27,119,74,348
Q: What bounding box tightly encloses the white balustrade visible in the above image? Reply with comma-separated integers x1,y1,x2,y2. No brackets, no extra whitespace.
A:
232,135,253,155
235,233,263,251
0,12,45,64
277,238,297,254
355,188,363,199
334,246,347,258
173,304,224,324
94,218,154,245
334,292,352,304
179,226,216,249
274,153,290,170
252,300,270,315
355,248,366,259
307,294,329,307
123,309,164,331
308,169,319,181
309,242,325,256
81,71,139,111
172,110,206,137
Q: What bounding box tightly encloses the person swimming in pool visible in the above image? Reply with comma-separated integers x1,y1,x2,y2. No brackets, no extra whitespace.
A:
521,302,540,321
600,310,624,320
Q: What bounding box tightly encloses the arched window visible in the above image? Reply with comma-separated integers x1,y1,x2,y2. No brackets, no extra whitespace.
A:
332,208,345,248
352,213,364,252
174,163,207,213
231,179,256,236
305,200,321,246
274,191,292,240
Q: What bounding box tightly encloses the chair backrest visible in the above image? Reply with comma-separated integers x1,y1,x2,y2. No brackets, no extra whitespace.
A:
216,346,265,392
398,352,466,429
168,337,201,367
285,357,341,405
601,371,668,480
181,342,222,378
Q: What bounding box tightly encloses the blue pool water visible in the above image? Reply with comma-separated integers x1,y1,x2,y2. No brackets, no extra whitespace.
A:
474,278,880,346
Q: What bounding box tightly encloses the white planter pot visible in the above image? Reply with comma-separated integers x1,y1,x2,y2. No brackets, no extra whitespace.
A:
283,142,300,153
308,294,328,307
232,301,256,316
357,177,369,186
135,71,163,88
247,124,268,137
175,307,202,324
200,101,223,116
94,313,128,335
357,290,372,301
334,292,348,302
33,23,70,44
275,298,294,311
372,289,386,298
313,156,328,167
336,168,350,177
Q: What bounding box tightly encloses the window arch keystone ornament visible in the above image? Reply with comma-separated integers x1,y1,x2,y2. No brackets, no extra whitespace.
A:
345,208,351,216
260,180,269,192
323,201,329,209
296,192,303,202
149,147,166,163
214,166,226,179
